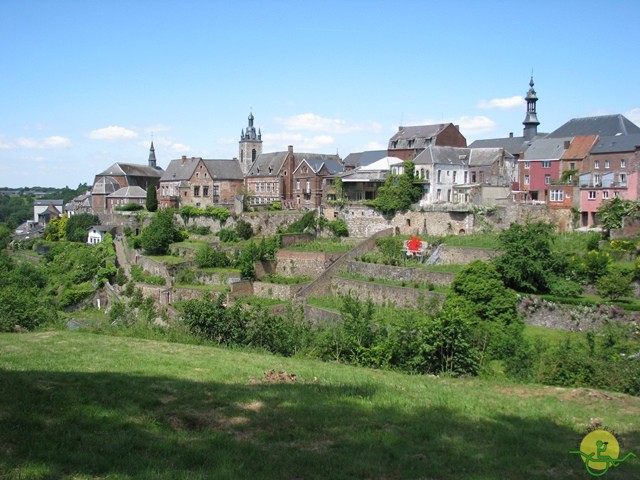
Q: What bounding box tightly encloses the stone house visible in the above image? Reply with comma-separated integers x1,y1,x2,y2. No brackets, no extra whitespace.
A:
33,199,63,224
159,156,244,209
388,123,467,161
292,156,344,209
337,156,402,202
106,186,147,212
87,225,116,245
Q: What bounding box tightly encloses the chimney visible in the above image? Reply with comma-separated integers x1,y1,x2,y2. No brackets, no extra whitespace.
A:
288,145,293,154
181,155,187,165
454,125,460,131
509,132,514,138
564,140,571,149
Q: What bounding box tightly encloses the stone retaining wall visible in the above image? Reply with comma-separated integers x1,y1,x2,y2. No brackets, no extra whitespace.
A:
330,277,444,308
252,281,310,301
275,250,342,277
435,246,497,265
344,261,455,287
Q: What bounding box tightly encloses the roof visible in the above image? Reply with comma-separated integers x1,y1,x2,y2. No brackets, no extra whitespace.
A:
414,146,471,166
91,176,120,195
522,137,573,161
547,114,640,138
343,150,388,168
97,162,163,178
247,151,289,177
87,225,116,232
38,204,61,216
161,157,200,182
294,156,344,175
202,159,244,180
339,169,389,183
561,135,599,160
469,148,513,167
590,133,640,154
360,156,403,171
34,199,64,206
107,186,147,198
468,136,531,156
388,124,450,150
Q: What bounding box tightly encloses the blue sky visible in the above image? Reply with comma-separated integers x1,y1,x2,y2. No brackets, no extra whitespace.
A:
1,0,639,188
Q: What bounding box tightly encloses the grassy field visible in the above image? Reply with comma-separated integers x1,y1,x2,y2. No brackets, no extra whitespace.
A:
1,331,639,479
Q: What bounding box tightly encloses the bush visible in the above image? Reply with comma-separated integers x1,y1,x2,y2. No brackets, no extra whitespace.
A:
195,244,230,268
218,228,238,243
114,203,145,212
327,219,349,237
235,220,254,240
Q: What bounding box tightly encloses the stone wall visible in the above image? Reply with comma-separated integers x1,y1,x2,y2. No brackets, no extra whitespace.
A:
134,255,173,284
280,233,314,247
252,281,310,301
275,250,342,277
344,261,455,287
229,280,254,300
435,246,497,265
241,212,304,236
194,270,241,286
330,277,445,308
297,228,393,299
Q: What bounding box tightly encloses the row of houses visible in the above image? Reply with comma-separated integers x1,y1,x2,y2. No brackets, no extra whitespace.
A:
80,78,640,228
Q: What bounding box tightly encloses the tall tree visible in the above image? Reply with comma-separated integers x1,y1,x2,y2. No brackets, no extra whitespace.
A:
146,185,158,212
140,208,179,255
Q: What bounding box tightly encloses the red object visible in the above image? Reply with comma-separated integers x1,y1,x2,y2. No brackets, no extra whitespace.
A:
407,236,422,252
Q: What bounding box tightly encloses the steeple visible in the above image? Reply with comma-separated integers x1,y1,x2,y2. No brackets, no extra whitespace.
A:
522,75,540,141
239,111,263,174
148,141,157,169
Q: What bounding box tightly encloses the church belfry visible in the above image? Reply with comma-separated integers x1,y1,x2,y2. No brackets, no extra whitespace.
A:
148,141,157,169
239,111,263,174
522,76,540,141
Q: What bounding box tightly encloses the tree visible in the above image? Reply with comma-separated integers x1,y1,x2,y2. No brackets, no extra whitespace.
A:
597,197,640,232
146,185,158,212
493,221,565,293
596,267,634,300
235,220,253,240
66,213,100,243
140,208,180,255
366,160,422,215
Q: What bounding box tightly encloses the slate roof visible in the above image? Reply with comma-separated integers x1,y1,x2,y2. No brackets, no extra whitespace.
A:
469,148,514,167
202,159,244,180
161,157,200,182
343,150,388,169
522,137,573,161
108,186,147,198
98,162,163,178
547,114,640,138
246,152,289,177
339,169,389,183
414,146,470,166
360,156,403,171
91,176,120,195
34,199,64,206
295,157,344,175
590,133,640,154
388,124,449,149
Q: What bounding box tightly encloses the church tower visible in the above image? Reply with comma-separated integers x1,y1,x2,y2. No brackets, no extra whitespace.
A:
148,141,157,169
522,76,540,141
239,112,263,174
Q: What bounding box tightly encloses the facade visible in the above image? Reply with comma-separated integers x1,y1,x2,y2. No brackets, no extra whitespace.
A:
87,225,116,245
106,186,147,212
342,150,388,171
159,156,244,209
292,157,344,208
338,156,403,202
239,112,263,175
33,199,63,224
388,123,467,160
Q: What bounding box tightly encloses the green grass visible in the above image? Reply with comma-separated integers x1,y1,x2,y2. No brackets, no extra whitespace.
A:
0,331,639,479
147,254,190,265
174,283,229,291
285,240,355,253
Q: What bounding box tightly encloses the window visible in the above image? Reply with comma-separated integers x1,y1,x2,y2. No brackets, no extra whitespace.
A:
594,160,600,169
545,174,551,185
621,159,626,169
464,171,468,183
614,191,620,197
306,180,311,193
524,174,530,185
603,191,609,199
524,161,530,169
203,186,209,197
212,185,219,196
296,180,300,190
570,162,576,170
452,171,457,183
605,160,610,169
542,161,551,168
436,189,442,200
471,172,477,183
550,190,564,202
588,191,596,200
594,174,601,186
619,173,627,185
437,170,441,182
193,186,200,196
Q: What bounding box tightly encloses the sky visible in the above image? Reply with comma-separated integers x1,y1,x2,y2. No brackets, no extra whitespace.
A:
1,0,639,188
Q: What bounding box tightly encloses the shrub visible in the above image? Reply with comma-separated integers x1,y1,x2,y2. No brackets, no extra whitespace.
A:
114,203,145,212
195,244,230,268
235,220,254,240
218,228,238,243
327,219,349,237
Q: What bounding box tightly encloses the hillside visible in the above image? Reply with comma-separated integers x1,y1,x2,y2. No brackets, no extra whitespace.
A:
1,331,639,479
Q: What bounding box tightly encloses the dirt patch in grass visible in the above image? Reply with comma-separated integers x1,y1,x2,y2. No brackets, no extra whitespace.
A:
249,370,297,384
169,408,250,433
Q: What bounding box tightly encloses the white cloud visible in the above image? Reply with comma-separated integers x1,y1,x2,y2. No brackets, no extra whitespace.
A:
365,141,386,150
0,135,13,149
15,135,71,149
477,96,524,110
455,115,496,134
626,107,640,125
88,126,138,140
276,113,381,134
263,132,335,151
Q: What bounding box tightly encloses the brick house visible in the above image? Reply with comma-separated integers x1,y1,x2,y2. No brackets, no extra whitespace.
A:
387,123,467,161
292,156,343,209
158,156,244,209
245,146,341,208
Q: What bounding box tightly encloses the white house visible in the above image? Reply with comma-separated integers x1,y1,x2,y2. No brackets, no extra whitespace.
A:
87,225,116,245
